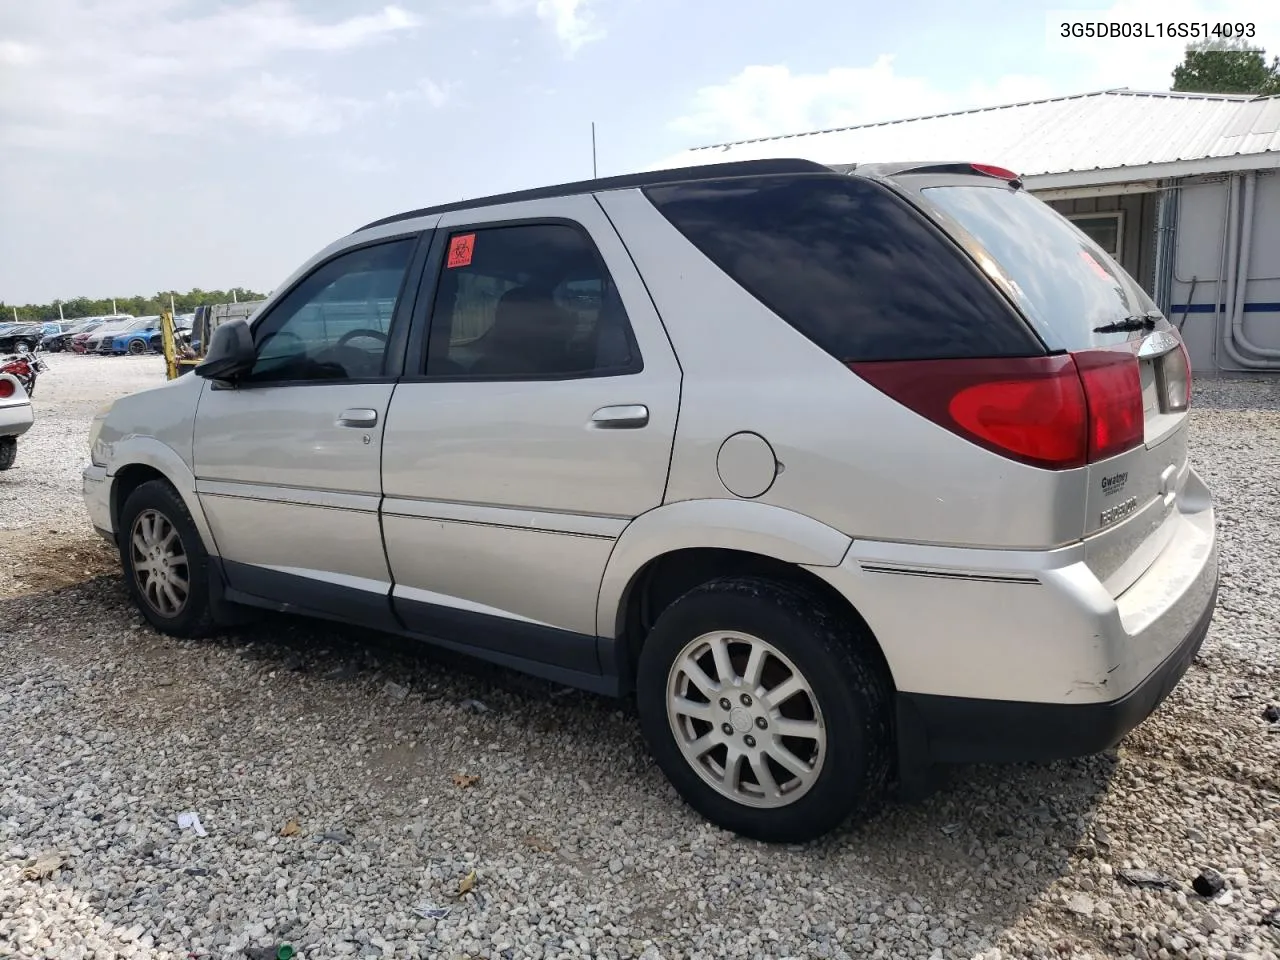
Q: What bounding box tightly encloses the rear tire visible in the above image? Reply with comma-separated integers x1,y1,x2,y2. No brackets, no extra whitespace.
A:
0,438,16,471
636,576,892,843
118,479,217,638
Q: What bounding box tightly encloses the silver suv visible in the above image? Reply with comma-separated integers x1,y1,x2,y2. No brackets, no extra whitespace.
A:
83,159,1219,842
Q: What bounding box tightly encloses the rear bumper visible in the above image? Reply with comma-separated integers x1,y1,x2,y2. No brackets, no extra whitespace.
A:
897,575,1216,764
803,465,1218,771
0,394,33,438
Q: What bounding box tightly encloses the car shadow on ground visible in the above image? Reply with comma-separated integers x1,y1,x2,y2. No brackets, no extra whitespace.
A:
1,567,1122,954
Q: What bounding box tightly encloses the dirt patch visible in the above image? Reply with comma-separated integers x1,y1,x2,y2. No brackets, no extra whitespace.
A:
0,529,117,600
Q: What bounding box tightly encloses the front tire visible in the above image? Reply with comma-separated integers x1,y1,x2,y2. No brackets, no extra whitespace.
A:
127,338,146,355
636,576,892,843
118,480,217,637
0,438,16,471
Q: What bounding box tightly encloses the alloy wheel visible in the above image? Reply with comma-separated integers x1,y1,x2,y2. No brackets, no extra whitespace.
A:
666,630,827,809
130,508,190,617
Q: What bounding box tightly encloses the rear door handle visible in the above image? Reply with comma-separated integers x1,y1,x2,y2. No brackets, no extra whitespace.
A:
337,408,378,428
590,404,649,429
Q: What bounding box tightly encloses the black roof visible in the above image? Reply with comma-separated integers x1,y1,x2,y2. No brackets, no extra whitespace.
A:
355,158,832,232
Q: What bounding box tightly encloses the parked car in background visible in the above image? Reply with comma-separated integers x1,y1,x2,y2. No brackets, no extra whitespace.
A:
77,318,139,354
83,158,1218,843
0,366,34,470
107,317,164,355
0,323,46,353
42,319,104,352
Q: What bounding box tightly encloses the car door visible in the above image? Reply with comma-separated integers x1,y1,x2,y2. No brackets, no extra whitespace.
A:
192,231,427,629
380,196,681,680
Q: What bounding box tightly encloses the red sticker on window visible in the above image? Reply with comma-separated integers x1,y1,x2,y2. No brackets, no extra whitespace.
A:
447,233,475,269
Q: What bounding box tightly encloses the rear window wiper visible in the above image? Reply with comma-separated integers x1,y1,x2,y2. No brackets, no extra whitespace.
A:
1093,314,1159,334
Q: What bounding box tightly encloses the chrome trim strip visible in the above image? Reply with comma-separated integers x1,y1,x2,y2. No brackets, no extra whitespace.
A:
381,497,626,539
859,564,1040,584
196,479,379,513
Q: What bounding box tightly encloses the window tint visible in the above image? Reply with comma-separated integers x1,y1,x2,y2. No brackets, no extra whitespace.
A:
248,238,415,383
424,223,640,379
922,185,1155,348
644,174,1042,362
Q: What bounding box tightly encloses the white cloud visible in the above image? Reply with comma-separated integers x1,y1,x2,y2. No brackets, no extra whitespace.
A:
672,58,1056,143
0,2,433,150
535,0,604,54
385,79,453,110
481,0,604,54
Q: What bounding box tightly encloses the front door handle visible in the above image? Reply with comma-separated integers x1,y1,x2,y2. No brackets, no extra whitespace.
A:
337,408,378,428
590,404,649,429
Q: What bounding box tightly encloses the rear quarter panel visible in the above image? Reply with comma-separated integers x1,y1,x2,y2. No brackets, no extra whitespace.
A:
597,188,1088,550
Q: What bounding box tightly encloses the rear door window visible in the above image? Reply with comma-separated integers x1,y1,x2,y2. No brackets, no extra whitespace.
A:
917,183,1158,349
643,174,1043,362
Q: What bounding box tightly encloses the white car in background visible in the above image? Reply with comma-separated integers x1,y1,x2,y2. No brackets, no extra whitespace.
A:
0,370,33,470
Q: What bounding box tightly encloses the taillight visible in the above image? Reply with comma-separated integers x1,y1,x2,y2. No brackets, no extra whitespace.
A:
849,350,1144,471
1161,339,1192,413
0,379,14,400
1073,350,1144,461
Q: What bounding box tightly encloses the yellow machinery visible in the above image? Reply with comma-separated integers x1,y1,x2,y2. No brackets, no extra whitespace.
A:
159,310,201,380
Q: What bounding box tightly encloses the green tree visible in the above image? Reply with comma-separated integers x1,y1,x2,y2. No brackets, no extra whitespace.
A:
1172,40,1280,95
3,288,268,323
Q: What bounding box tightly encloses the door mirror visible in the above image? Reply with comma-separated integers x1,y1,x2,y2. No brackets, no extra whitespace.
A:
196,318,255,381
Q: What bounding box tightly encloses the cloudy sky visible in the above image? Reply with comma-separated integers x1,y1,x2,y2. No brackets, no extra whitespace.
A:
1,0,1275,304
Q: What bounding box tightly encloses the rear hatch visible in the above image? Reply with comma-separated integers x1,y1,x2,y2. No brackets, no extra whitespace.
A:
898,170,1192,596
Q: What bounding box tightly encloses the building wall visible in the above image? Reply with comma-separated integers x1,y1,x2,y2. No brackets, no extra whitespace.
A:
1047,192,1158,292
1169,172,1280,374
1045,174,1280,374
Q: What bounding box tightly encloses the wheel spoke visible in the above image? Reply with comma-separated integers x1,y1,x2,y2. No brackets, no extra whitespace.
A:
678,656,720,698
671,697,716,722
722,747,745,790
772,717,822,740
749,753,780,799
765,673,805,708
765,742,815,780
710,636,736,686
132,533,149,557
160,526,178,551
683,730,721,759
168,571,190,593
741,643,767,690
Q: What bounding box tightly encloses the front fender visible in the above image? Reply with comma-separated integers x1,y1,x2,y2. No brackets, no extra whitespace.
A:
105,436,220,556
595,498,853,637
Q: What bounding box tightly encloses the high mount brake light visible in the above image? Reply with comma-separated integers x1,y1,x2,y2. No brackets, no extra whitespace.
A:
848,349,1144,471
971,163,1020,181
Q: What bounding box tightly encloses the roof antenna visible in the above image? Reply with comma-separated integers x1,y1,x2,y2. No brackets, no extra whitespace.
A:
591,121,598,179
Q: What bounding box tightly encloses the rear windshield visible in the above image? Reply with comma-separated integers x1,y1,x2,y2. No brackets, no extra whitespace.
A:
919,184,1159,347
643,175,1042,362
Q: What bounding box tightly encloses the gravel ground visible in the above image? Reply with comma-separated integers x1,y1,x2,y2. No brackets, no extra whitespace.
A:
1,365,1278,960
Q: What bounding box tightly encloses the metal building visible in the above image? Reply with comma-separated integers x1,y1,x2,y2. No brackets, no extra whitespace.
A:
651,89,1280,375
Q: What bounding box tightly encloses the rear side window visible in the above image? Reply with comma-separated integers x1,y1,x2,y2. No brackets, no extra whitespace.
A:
643,175,1043,362
424,223,641,379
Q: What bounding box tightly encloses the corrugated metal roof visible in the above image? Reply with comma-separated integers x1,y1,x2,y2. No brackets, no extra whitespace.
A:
650,90,1280,186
